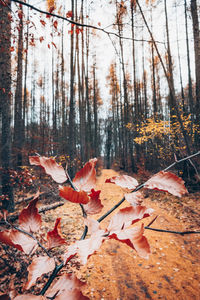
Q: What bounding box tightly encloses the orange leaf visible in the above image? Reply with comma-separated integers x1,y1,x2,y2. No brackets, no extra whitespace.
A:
144,171,188,197
59,186,89,204
47,218,67,249
25,256,55,290
18,191,42,233
39,36,44,43
29,156,67,183
73,158,97,192
105,175,138,190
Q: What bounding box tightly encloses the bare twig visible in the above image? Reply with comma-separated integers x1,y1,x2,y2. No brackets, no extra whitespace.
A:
145,227,200,235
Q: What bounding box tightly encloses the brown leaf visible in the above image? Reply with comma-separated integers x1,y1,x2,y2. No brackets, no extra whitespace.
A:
0,229,37,254
29,156,67,183
144,171,188,197
18,191,42,233
73,158,97,192
107,206,154,231
84,189,103,215
109,224,150,259
46,273,88,299
14,295,45,299
105,175,138,189
125,191,144,206
25,256,55,290
47,218,67,249
59,186,89,204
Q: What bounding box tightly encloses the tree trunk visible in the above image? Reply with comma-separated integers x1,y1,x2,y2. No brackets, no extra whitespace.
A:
0,1,14,211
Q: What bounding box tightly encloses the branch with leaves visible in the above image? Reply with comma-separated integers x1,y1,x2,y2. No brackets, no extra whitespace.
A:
9,0,164,44
0,151,200,299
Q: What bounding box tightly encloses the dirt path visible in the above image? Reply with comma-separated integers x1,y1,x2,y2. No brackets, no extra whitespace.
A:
76,169,200,300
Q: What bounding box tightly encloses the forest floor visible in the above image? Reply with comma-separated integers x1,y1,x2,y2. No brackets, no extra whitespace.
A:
0,169,200,299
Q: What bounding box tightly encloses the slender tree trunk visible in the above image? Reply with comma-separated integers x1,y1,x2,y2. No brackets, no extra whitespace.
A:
184,0,194,115
13,10,23,166
0,0,14,211
191,0,200,146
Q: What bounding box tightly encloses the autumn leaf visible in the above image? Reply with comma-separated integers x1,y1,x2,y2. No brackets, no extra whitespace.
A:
47,218,67,249
18,191,42,233
67,230,105,265
144,171,188,197
25,256,55,290
47,0,56,13
29,156,67,183
14,295,46,299
59,186,89,204
40,20,46,26
0,229,37,254
83,189,103,215
66,10,73,18
109,224,150,259
84,218,101,235
73,158,97,192
39,36,44,43
53,20,58,29
46,273,89,300
125,191,144,206
107,206,154,232
105,174,138,190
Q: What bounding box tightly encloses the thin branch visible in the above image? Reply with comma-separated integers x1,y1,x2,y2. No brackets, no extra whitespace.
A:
98,151,200,223
10,0,164,44
145,227,200,235
164,151,200,172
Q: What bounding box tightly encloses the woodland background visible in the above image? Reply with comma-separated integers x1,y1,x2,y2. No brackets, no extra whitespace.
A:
0,0,200,212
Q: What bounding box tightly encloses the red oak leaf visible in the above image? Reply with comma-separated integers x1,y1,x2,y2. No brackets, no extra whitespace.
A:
46,273,87,299
105,175,138,190
144,171,188,197
109,224,150,259
107,206,154,232
18,191,42,233
29,156,67,183
0,229,37,254
47,218,67,249
25,256,55,290
83,189,103,215
59,186,89,204
14,295,46,299
125,191,144,206
73,158,97,192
